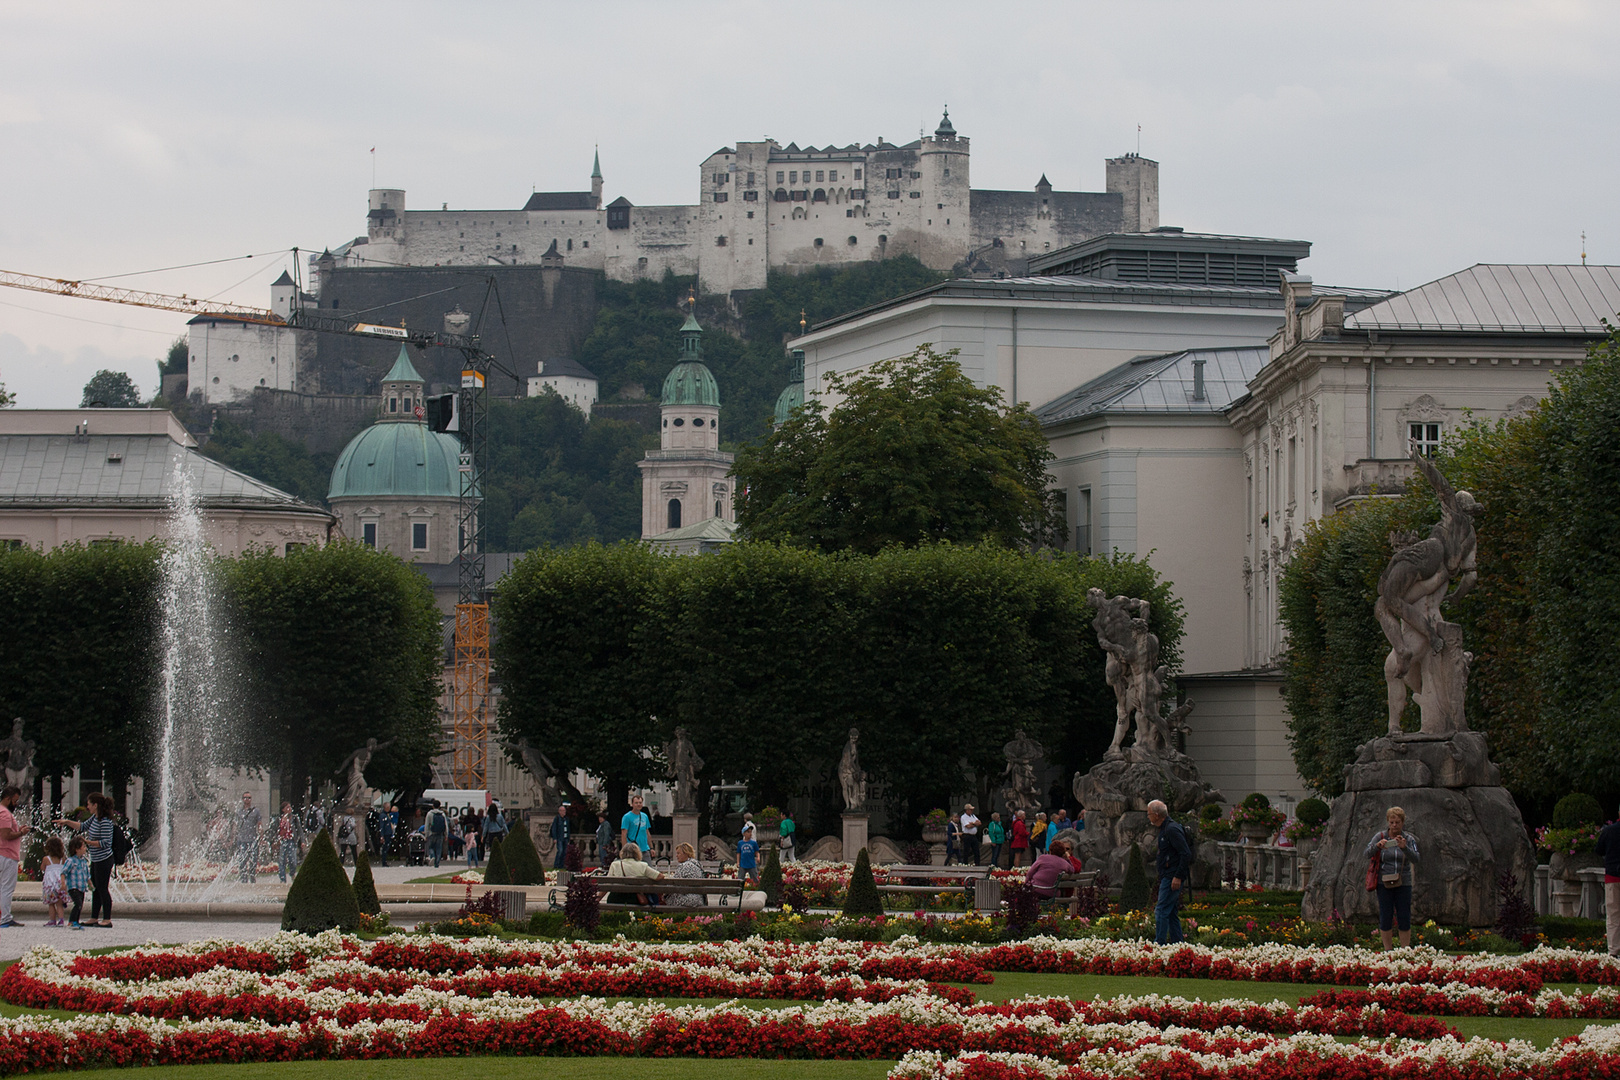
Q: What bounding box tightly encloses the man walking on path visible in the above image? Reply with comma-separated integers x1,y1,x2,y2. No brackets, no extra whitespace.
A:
236,792,262,883
549,802,572,869
620,793,651,855
1597,805,1620,958
960,804,981,866
425,801,449,868
595,809,615,870
1147,799,1192,945
0,786,32,927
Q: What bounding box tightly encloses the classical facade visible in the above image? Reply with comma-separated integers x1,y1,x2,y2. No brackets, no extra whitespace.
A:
324,112,1159,295
326,347,463,565
637,313,735,540
0,408,333,554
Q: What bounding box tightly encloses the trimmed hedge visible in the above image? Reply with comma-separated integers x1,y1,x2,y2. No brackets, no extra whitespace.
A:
840,848,883,917
352,850,380,916
282,829,360,934
483,838,510,886
1119,843,1152,914
500,821,546,886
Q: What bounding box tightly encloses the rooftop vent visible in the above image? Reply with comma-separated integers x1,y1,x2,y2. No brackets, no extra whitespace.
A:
106,452,123,464
1191,358,1206,402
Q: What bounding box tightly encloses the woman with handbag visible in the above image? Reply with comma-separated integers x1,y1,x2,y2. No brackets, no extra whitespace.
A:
1363,806,1420,949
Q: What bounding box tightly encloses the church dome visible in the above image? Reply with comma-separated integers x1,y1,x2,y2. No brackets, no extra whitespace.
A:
328,421,463,500
772,381,804,426
661,311,721,406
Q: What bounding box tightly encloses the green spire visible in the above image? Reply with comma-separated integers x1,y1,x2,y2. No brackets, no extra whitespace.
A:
592,146,602,179
679,311,703,359
382,344,423,385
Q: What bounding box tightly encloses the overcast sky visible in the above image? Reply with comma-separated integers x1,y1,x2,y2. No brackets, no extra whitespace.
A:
2,1,1616,407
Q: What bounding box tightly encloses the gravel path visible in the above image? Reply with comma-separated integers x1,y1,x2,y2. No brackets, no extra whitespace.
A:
0,920,288,962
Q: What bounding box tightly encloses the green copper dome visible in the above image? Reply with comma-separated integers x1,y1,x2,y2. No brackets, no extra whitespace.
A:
661,311,721,406
772,382,804,426
328,421,464,500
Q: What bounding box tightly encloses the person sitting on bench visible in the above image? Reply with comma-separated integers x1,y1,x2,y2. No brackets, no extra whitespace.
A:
606,843,664,905
1026,842,1071,904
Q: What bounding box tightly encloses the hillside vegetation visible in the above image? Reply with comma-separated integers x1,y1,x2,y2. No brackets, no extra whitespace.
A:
200,257,947,549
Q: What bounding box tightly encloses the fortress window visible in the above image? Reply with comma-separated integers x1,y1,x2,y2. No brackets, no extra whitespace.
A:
828,170,837,181
776,171,784,182
847,235,858,245
888,191,900,199
747,172,755,184
846,209,853,217
854,167,862,179
774,188,788,202
496,232,501,237
746,211,754,218
909,191,921,198
938,203,944,209
910,171,921,179
566,239,572,250
944,168,950,177
789,171,798,183
815,170,824,182
713,192,728,202
851,189,865,200
713,173,727,184
582,241,589,248
814,238,823,247
813,189,826,202
716,235,727,246
878,235,888,245
743,190,757,201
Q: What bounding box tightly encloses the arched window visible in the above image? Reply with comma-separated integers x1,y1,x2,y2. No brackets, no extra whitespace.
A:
668,499,682,529
715,500,722,518
774,188,788,202
813,188,827,202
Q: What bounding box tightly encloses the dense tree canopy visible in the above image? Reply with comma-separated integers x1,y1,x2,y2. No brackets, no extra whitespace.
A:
733,345,1064,553
0,541,442,807
81,369,141,408
1280,325,1620,812
494,541,1181,837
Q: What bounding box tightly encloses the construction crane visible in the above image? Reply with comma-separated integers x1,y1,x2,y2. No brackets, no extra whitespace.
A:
0,263,512,789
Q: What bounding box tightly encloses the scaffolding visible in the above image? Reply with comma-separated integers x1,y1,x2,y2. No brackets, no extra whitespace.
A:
451,602,490,789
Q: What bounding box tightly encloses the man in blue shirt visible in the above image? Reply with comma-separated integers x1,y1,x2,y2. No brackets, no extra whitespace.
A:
1147,799,1192,944
549,801,573,869
736,824,760,884
620,793,650,855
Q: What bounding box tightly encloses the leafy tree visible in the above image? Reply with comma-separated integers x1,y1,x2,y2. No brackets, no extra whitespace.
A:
0,384,14,407
199,420,339,508
80,369,141,408
220,542,442,801
154,337,188,402
493,542,668,822
733,345,1064,553
0,542,161,800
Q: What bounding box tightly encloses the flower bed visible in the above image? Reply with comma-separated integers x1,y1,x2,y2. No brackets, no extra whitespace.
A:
1,933,1617,1074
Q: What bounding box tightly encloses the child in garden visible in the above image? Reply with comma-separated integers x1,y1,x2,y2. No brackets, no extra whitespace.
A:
40,836,67,926
736,824,760,885
465,822,480,869
62,837,90,929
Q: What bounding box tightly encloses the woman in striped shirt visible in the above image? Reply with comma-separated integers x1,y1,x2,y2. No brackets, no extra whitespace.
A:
54,793,116,927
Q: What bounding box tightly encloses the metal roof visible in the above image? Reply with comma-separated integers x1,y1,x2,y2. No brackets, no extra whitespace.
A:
1032,346,1270,426
0,434,320,509
534,354,598,381
1028,229,1312,276
521,191,597,212
1345,264,1620,333
807,275,1393,335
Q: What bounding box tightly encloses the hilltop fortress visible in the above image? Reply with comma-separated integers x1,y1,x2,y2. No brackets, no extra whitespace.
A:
331,111,1159,295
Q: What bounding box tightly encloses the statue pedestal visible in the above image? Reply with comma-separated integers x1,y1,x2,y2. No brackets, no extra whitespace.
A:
1302,731,1534,927
1072,747,1222,885
531,810,556,863
842,813,869,860
672,812,700,856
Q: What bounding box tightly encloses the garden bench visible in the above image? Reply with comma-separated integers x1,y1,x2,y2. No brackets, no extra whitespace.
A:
1048,871,1101,916
590,875,748,913
878,865,996,911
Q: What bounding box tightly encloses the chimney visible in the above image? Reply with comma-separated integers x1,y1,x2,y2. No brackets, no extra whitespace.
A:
1191,358,1206,402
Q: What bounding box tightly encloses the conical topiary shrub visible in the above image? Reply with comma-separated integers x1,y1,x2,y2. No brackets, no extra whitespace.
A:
352,849,381,916
840,847,884,918
760,843,783,907
500,820,546,886
1119,842,1152,914
483,837,510,886
282,828,361,934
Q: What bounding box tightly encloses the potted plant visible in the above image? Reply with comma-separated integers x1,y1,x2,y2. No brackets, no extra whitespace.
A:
753,806,784,846
1232,793,1286,843
918,808,949,844
1197,803,1237,842
1538,793,1607,881
1284,797,1331,861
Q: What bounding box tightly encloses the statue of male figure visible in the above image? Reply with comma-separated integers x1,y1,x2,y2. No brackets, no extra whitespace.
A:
663,727,705,813
837,727,867,812
0,719,34,793
334,737,396,805
1374,446,1479,734
501,737,561,808
1087,589,1166,756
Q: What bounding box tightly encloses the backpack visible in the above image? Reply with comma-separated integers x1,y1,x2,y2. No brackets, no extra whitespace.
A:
111,824,133,866
427,809,447,835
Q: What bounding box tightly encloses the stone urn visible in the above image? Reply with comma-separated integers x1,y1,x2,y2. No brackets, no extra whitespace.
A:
920,825,948,845
1549,850,1602,884
1294,835,1320,864
1237,820,1274,844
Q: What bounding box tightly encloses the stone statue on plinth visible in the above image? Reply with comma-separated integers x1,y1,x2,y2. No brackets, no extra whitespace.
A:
1374,446,1478,734
999,730,1044,816
334,737,395,810
837,727,867,812
0,719,36,795
1303,449,1534,926
663,727,705,813
1069,592,1221,883
501,737,561,809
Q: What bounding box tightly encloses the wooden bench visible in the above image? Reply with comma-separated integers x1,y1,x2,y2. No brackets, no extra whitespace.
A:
876,864,991,895
590,875,747,913
1044,871,1101,915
